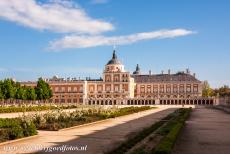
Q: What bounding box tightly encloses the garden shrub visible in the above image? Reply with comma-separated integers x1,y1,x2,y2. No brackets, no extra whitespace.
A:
0,118,38,142
152,108,191,154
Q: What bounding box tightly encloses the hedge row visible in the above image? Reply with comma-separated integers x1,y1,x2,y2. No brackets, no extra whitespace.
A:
0,105,78,113
0,106,153,143
152,108,192,154
107,109,177,154
0,118,37,142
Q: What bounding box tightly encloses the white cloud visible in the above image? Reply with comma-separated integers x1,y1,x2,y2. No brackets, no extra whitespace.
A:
0,0,113,34
49,29,195,50
90,0,109,4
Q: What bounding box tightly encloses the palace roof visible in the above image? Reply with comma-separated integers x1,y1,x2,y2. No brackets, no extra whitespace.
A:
106,50,122,65
131,72,200,83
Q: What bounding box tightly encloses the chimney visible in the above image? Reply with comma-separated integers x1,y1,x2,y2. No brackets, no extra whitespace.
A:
149,70,152,75
193,73,196,77
168,69,171,75
161,70,164,74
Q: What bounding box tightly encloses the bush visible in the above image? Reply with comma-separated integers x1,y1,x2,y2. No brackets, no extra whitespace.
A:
21,120,37,137
0,118,37,142
32,106,152,131
152,108,191,154
9,124,24,139
0,105,78,113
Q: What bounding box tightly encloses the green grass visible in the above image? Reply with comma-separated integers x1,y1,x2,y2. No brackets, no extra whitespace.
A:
152,108,192,154
107,109,176,154
107,108,192,154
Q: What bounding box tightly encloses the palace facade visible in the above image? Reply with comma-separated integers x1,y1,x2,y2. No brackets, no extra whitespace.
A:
23,50,214,105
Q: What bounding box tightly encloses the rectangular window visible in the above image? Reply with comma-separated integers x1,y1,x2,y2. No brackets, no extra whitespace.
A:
186,84,191,92
73,87,77,92
114,85,119,92
166,85,171,93
79,86,83,92
160,85,164,93
193,84,198,92
173,85,178,93
179,85,184,92
153,85,158,93
140,86,145,93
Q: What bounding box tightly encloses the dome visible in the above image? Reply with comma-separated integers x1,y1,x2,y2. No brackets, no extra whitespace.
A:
106,50,122,65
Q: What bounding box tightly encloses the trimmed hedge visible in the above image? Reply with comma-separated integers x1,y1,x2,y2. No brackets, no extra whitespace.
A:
152,108,192,154
0,118,37,142
0,105,78,113
107,109,176,154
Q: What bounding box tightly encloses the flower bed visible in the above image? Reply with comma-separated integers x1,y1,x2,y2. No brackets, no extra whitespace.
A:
33,106,152,131
0,106,153,143
0,118,37,143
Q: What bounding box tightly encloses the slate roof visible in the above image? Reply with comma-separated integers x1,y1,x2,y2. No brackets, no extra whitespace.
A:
131,73,201,83
106,50,122,65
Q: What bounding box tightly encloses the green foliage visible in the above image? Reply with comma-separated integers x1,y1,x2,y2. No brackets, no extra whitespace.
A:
0,78,52,101
33,106,152,131
0,105,78,113
35,78,52,100
15,87,26,100
108,108,173,154
25,87,37,100
214,85,230,97
202,81,214,97
107,108,191,154
0,118,37,141
152,108,192,154
1,79,16,99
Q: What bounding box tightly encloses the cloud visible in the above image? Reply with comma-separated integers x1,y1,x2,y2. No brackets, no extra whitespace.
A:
90,0,109,4
0,0,113,34
0,0,195,51
49,29,195,50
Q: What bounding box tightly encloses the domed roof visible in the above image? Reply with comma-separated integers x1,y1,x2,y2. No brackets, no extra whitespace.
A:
106,50,122,65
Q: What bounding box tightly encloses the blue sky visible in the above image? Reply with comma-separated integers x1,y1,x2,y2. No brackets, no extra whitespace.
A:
0,0,229,88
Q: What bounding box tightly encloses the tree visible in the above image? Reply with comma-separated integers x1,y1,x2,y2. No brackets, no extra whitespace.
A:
202,81,214,97
35,78,52,100
2,79,16,99
25,87,37,100
15,87,26,100
217,85,230,97
0,81,3,100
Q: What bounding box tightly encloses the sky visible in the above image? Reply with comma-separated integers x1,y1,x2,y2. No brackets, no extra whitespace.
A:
0,0,229,88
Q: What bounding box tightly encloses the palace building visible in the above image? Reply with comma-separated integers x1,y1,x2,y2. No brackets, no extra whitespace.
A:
23,50,215,105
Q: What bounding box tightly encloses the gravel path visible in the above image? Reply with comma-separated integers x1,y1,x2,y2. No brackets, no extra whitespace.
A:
173,106,230,154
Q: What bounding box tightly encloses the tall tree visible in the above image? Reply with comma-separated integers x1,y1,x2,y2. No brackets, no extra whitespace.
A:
25,87,37,100
15,87,26,100
35,78,52,100
202,81,214,97
217,85,230,97
0,81,3,100
2,79,16,99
